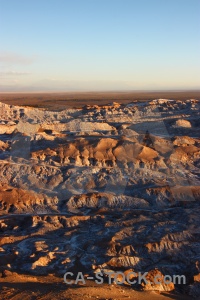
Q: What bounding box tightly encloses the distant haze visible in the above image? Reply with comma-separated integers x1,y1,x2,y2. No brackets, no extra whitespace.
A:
0,0,200,92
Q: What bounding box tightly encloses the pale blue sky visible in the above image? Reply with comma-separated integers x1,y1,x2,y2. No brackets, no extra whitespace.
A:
0,0,199,91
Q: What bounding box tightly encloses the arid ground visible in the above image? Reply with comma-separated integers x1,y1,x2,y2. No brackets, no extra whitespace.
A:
0,92,199,299
0,91,200,109
0,274,193,300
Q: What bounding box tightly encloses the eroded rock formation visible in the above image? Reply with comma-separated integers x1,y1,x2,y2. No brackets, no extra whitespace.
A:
0,99,199,296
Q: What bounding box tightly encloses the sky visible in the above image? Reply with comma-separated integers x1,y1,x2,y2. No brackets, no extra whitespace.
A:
0,0,200,92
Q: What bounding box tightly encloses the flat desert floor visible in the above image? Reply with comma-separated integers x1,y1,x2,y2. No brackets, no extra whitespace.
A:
1,90,200,109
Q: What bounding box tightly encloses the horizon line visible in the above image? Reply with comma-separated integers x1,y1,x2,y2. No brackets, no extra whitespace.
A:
1,89,200,94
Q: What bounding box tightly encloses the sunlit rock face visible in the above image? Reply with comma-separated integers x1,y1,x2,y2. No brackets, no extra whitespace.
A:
0,99,199,295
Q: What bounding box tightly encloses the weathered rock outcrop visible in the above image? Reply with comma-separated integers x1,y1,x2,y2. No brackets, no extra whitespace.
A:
0,99,199,297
